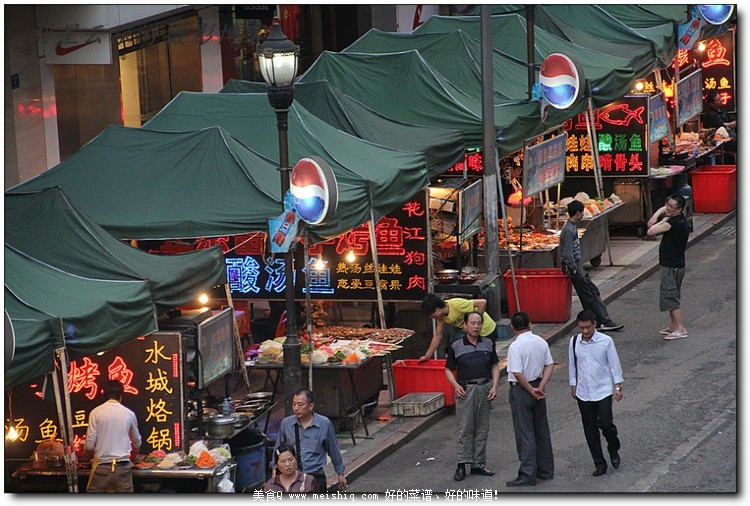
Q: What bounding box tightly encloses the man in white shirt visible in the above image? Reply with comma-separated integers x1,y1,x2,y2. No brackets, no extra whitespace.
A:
568,310,624,477
505,312,555,487
85,380,141,492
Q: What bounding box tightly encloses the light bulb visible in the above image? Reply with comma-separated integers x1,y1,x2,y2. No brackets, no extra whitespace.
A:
634,81,645,92
198,293,209,305
314,257,325,270
6,426,19,441
346,250,356,263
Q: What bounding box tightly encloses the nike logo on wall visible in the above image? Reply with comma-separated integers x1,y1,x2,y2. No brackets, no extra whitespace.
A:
55,39,98,56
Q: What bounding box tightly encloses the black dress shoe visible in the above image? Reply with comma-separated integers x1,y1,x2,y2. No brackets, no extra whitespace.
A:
610,452,621,469
470,465,495,476
506,476,536,487
536,474,554,480
454,464,466,481
593,466,607,477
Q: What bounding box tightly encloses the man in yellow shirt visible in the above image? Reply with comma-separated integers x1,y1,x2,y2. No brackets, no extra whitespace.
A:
419,294,498,361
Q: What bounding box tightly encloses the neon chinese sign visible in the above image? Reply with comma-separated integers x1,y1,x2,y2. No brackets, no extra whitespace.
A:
5,333,185,460
564,96,649,177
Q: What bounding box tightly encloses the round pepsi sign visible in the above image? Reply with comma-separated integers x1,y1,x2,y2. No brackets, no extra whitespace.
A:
698,5,733,25
291,156,338,226
539,53,584,110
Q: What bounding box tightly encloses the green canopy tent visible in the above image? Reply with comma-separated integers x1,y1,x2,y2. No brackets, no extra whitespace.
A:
413,14,638,109
298,49,580,156
5,247,157,388
220,79,466,178
4,290,64,389
4,187,227,314
343,29,527,101
469,5,664,72
8,127,282,241
142,91,431,243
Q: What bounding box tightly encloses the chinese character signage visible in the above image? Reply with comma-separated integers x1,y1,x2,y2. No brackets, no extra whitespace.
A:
301,190,430,301
564,96,648,177
448,150,484,175
676,69,703,127
4,333,185,460
522,133,567,196
135,193,430,302
699,29,735,112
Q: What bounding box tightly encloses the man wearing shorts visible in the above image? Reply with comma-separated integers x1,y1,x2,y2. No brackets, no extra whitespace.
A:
647,195,690,340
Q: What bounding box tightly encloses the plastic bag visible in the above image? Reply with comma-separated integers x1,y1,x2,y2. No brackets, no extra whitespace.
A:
217,472,235,493
189,440,210,457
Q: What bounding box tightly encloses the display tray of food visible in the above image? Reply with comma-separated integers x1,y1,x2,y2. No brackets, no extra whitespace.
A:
249,330,410,368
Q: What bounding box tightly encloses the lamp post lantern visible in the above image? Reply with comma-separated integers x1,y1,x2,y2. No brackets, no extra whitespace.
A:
259,21,300,416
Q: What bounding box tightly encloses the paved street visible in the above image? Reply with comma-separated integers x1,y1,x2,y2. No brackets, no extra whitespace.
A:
348,218,737,495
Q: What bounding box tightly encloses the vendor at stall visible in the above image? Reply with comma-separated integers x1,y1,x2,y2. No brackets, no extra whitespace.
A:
703,90,736,156
419,294,498,361
84,380,142,493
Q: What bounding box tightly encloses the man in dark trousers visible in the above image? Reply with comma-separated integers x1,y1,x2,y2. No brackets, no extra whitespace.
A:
275,389,346,492
647,194,690,340
505,311,555,487
560,200,623,332
444,311,500,482
569,310,624,476
84,380,141,493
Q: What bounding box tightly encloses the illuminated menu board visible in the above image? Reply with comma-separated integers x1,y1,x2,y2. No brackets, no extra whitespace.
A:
198,309,234,389
649,94,670,143
4,333,185,460
564,95,649,177
522,133,567,196
676,69,703,127
139,192,430,302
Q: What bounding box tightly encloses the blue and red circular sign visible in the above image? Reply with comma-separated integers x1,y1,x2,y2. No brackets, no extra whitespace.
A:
291,156,338,226
539,53,584,110
698,5,734,25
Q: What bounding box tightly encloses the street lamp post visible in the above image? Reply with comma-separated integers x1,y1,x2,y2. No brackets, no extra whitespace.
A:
258,22,300,416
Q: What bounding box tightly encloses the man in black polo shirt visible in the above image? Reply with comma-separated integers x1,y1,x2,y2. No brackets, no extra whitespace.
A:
647,194,690,340
445,311,500,482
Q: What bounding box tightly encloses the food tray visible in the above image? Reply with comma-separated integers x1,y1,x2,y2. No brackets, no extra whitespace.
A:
390,392,445,417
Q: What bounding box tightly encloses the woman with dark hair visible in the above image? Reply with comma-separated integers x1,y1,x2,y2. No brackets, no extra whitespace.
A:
263,444,316,493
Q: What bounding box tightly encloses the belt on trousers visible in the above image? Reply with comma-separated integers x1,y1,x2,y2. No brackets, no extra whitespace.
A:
509,378,541,387
466,378,490,385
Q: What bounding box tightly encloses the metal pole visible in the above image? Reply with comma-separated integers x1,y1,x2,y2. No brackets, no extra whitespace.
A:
496,160,521,312
367,187,387,330
55,346,78,493
526,5,536,101
224,284,252,394
276,105,301,416
303,236,314,391
481,5,500,281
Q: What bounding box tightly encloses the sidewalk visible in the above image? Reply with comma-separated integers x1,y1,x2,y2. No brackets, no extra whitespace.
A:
248,209,736,490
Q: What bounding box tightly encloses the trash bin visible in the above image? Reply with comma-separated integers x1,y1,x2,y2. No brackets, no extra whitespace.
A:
229,429,267,492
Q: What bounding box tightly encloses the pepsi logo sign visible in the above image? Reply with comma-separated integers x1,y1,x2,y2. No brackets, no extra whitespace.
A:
698,5,733,25
539,53,584,110
291,156,338,226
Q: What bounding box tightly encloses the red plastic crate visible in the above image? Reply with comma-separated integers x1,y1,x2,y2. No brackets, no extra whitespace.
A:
392,359,455,407
691,165,736,213
503,268,572,323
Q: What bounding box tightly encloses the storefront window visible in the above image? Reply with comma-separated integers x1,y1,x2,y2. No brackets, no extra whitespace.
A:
118,16,202,127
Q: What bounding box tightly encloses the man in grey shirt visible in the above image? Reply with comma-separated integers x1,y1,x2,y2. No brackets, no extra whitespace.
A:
559,200,623,331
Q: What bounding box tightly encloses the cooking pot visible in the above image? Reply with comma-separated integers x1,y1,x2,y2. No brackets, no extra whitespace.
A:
45,455,66,469
233,414,251,430
206,414,237,438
